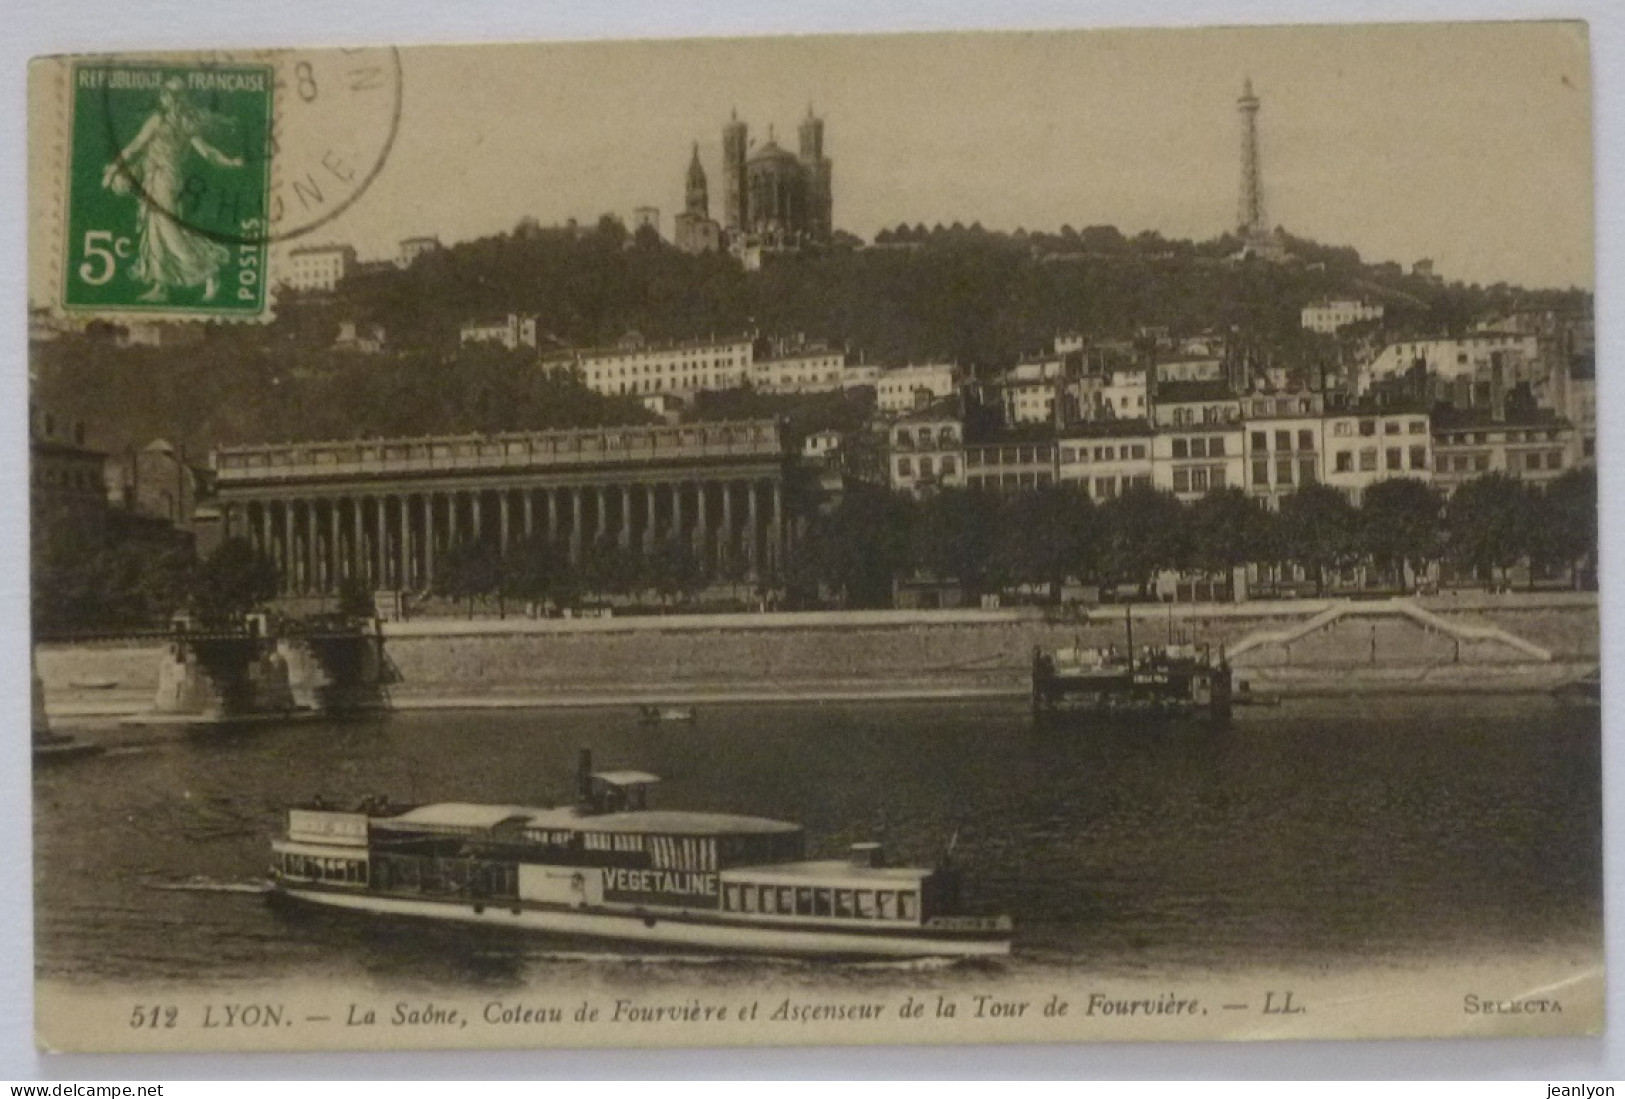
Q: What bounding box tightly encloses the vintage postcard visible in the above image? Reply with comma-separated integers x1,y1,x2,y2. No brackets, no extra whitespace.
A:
26,22,1599,1055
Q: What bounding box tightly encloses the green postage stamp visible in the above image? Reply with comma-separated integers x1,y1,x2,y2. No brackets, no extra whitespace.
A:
61,61,273,317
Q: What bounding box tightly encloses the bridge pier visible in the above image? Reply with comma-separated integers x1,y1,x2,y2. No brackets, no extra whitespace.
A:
153,637,295,718
150,623,390,719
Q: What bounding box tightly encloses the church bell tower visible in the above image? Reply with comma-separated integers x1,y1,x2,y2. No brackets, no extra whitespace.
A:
685,142,709,219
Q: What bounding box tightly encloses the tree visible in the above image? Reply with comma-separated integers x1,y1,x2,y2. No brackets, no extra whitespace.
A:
1186,487,1268,596
1275,483,1359,595
335,575,375,620
1446,473,1538,586
504,533,574,612
645,538,707,608
802,483,915,607
434,539,502,618
1538,466,1598,589
191,537,279,626
913,488,1005,597
997,484,1096,601
1098,484,1185,596
632,222,663,250
1358,478,1443,591
579,538,642,603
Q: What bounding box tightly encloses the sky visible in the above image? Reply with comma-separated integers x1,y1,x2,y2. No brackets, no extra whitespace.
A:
322,22,1593,290
27,22,1595,299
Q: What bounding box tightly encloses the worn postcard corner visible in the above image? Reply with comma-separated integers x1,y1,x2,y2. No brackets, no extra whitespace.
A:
28,22,1600,1056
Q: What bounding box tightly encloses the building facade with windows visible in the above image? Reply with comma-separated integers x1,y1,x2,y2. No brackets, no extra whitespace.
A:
1152,426,1243,500
1429,409,1572,494
1001,379,1060,425
1151,380,1242,430
546,335,755,397
1149,381,1244,500
460,313,538,351
397,236,442,268
1056,421,1154,501
875,364,959,414
1300,299,1384,334
1088,368,1149,421
1320,407,1432,503
888,409,965,496
1359,332,1539,393
1241,390,1325,507
750,346,848,394
1153,355,1226,384
963,436,1057,493
284,244,357,293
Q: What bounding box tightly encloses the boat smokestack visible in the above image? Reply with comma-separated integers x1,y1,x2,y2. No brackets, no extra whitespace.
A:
577,748,594,805
849,841,883,868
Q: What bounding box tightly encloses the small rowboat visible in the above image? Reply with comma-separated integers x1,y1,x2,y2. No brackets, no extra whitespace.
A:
637,704,697,724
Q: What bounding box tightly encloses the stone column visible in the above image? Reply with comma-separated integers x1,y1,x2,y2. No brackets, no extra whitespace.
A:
423,494,436,589
746,481,760,577
547,489,560,543
447,491,460,547
642,484,656,549
672,483,684,544
693,481,708,558
282,500,296,594
595,486,609,542
523,490,535,541
398,495,412,589
374,497,389,588
720,482,734,569
221,503,236,543
570,487,584,564
771,480,784,574
620,485,634,550
499,491,511,552
258,501,272,560
299,501,312,593
323,500,339,588
471,492,484,543
352,498,367,587
305,500,320,594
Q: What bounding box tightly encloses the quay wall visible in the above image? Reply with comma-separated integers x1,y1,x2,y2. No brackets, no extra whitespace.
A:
35,596,1596,712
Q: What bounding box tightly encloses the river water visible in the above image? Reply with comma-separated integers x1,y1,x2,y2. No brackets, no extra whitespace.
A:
34,696,1602,992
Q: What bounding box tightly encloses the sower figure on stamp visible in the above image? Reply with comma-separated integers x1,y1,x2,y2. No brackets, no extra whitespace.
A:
101,75,243,303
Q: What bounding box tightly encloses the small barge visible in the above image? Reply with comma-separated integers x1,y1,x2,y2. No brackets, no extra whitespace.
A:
270,750,1010,958
1032,609,1232,724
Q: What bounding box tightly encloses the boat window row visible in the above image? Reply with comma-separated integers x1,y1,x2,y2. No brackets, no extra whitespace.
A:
279,852,367,884
583,832,648,855
717,832,805,867
520,827,576,847
647,834,717,872
371,853,518,899
466,827,800,873
722,883,919,922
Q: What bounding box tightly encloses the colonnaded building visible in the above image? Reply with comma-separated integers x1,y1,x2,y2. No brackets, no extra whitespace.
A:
211,421,794,597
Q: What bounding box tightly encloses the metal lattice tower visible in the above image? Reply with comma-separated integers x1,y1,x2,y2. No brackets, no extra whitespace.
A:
1237,77,1264,236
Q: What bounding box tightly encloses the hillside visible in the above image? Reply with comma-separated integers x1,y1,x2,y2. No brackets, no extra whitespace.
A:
29,218,1590,459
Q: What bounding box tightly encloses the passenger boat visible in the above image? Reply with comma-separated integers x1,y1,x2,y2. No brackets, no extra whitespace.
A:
268,750,1011,958
1032,608,1231,724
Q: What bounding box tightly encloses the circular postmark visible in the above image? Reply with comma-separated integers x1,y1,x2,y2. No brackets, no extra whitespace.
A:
95,46,401,248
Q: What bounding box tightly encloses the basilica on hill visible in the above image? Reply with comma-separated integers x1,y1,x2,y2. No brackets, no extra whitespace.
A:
675,107,833,256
